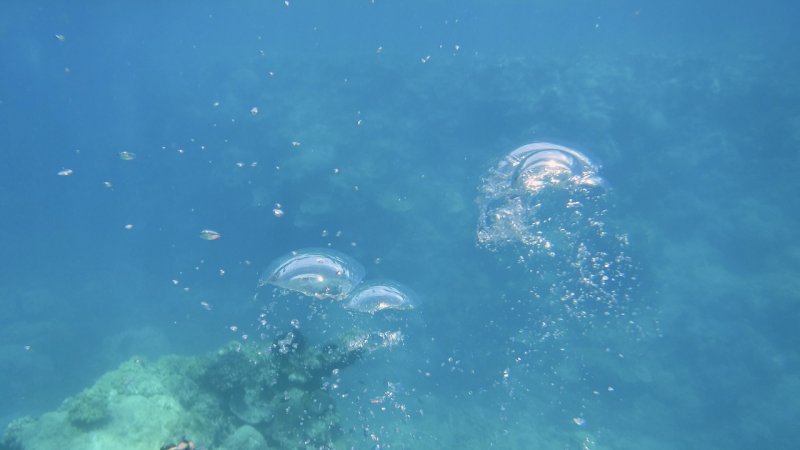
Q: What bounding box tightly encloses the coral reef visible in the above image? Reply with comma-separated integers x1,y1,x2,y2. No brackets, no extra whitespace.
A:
201,331,362,448
0,330,365,450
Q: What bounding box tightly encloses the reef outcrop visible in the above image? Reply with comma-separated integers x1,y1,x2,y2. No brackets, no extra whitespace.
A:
0,330,364,450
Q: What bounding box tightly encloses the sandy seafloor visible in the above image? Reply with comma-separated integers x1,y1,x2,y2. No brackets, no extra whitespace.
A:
1,1,799,449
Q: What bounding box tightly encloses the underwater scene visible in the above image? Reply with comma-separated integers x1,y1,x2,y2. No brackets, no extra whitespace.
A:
1,1,798,449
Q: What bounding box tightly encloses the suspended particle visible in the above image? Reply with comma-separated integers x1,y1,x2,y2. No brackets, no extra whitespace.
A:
119,151,136,161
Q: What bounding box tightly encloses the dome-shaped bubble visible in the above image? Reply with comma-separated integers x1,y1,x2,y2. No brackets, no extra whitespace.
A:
258,248,366,300
492,142,603,196
343,280,419,314
477,142,606,250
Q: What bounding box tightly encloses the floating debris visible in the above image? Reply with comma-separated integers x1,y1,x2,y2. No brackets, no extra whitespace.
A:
200,229,221,240
57,169,73,176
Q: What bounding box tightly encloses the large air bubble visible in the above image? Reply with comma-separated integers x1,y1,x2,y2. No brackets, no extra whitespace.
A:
343,280,419,314
258,248,366,300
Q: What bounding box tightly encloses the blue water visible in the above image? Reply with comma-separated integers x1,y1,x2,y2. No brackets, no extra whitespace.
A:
1,1,798,448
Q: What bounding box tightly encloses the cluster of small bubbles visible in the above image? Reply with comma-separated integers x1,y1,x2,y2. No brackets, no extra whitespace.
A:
274,331,296,354
477,142,635,323
345,330,404,353
257,245,419,426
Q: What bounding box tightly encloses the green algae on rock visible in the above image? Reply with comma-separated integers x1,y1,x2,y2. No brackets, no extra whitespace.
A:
65,387,110,429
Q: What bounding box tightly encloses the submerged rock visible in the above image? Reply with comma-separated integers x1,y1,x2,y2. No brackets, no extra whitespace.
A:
0,330,367,450
0,357,212,450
